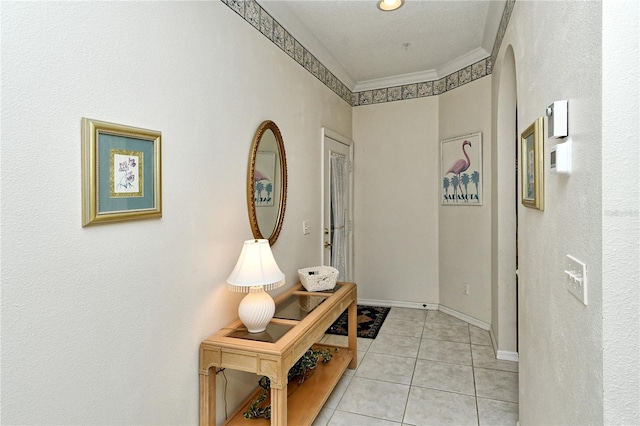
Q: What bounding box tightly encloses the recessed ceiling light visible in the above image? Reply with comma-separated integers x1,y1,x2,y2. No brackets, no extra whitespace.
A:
378,0,404,12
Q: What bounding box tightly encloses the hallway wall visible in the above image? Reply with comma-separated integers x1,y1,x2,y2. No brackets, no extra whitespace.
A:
352,97,440,305
1,2,351,424
438,78,493,324
493,1,605,423
601,2,639,422
352,77,492,325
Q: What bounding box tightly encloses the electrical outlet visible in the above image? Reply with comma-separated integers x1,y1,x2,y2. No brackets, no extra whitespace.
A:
463,284,469,296
565,255,587,305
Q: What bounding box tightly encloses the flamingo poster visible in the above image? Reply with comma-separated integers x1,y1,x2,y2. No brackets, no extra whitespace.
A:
440,133,482,205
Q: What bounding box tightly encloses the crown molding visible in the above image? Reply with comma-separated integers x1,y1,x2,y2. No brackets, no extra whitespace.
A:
354,46,489,92
436,47,491,80
354,69,439,92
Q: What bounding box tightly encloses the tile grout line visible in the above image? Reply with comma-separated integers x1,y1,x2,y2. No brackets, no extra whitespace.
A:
401,309,429,425
320,309,517,425
470,324,482,426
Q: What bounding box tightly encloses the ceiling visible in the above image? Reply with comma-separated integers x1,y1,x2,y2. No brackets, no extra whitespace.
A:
260,0,506,91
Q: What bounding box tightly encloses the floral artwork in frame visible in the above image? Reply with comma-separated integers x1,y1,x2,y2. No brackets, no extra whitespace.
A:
440,132,483,205
81,117,162,226
521,117,544,210
254,151,276,206
111,150,143,197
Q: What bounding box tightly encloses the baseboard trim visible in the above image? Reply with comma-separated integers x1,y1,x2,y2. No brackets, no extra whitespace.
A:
497,350,519,362
358,298,438,311
358,300,490,330
489,326,520,362
357,300,518,362
438,305,491,331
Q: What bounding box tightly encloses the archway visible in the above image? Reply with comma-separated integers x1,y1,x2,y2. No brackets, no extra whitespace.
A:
491,44,519,358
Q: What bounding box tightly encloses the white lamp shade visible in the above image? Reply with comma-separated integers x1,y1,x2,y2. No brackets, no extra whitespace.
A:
227,239,285,333
227,239,285,291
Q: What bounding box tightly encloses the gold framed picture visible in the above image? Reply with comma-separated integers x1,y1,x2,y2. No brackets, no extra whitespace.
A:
81,118,162,226
520,117,544,210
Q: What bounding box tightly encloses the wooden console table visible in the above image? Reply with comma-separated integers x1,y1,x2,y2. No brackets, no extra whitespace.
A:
199,281,357,425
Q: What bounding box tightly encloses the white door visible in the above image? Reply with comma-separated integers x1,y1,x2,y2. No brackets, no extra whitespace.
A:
322,129,354,281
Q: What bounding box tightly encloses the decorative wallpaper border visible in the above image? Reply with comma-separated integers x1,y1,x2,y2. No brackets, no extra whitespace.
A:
354,57,491,106
222,0,515,107
492,0,516,67
222,0,352,105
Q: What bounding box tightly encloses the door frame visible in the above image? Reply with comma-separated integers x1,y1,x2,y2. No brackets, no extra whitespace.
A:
321,127,354,281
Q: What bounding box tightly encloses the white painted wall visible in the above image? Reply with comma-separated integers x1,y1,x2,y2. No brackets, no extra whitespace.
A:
494,1,606,423
352,98,440,305
602,2,640,423
438,78,493,324
0,2,351,424
351,78,492,323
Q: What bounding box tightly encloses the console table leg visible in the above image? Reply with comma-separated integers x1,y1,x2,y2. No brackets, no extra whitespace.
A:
270,384,287,425
199,367,216,426
347,301,357,369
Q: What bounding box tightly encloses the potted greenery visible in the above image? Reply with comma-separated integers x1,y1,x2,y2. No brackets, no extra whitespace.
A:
243,347,337,420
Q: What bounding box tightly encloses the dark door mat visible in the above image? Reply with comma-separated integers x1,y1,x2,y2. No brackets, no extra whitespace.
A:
325,305,391,339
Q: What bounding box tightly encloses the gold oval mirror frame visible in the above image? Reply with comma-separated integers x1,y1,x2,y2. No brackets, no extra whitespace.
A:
247,120,287,245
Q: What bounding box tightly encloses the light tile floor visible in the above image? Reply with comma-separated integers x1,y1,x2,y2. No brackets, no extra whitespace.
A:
315,308,519,426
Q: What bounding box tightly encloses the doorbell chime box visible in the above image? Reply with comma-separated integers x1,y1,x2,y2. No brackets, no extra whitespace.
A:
550,139,572,175
546,100,568,139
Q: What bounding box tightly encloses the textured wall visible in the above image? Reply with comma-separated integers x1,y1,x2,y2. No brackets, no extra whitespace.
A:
438,78,493,324
352,78,492,323
352,97,440,305
0,2,351,424
602,2,640,423
494,1,604,423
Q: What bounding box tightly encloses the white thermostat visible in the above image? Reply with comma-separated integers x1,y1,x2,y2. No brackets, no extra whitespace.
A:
550,139,572,175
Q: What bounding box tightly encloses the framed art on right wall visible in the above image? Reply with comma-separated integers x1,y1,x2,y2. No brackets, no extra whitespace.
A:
521,116,544,210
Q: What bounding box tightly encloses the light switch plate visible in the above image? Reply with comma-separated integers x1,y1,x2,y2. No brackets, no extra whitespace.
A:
565,254,587,305
302,220,311,235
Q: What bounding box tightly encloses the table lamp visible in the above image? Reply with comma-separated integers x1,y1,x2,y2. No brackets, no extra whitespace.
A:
227,239,285,333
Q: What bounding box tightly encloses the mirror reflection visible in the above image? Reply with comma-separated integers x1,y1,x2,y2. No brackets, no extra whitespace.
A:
248,121,287,245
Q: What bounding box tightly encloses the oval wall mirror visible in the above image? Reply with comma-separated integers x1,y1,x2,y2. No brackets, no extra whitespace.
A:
247,120,287,245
